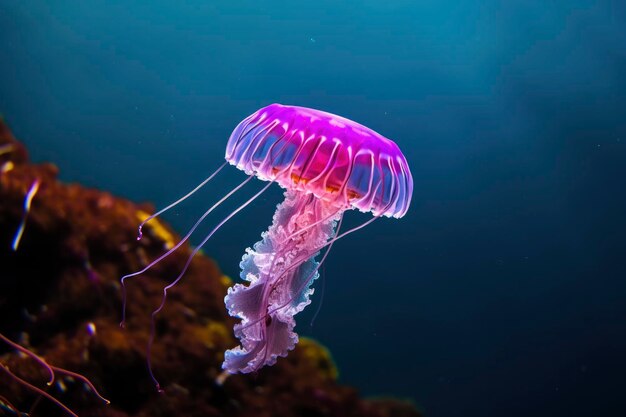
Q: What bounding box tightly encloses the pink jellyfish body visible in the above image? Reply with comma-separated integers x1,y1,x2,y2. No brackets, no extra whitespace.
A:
222,104,412,373
121,104,412,387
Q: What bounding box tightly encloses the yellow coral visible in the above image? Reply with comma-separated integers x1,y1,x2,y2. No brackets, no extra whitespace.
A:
192,321,231,349
1,160,14,174
135,210,176,249
220,275,233,287
298,337,339,380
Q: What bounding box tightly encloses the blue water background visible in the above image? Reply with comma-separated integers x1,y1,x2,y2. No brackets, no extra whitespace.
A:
1,2,625,416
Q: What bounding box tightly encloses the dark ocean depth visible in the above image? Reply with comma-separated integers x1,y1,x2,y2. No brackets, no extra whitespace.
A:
1,1,625,416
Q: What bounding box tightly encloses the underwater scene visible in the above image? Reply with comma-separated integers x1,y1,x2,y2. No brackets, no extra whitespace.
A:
0,1,625,417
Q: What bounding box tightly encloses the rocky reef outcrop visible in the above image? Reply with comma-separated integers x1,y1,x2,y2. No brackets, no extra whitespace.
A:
0,117,420,417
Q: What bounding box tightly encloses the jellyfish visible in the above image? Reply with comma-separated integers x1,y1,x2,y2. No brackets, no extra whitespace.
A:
121,104,412,387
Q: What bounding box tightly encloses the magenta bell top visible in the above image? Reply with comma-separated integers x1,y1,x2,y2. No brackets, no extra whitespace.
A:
225,103,413,218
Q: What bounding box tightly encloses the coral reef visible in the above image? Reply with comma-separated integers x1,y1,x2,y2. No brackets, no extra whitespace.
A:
0,117,420,417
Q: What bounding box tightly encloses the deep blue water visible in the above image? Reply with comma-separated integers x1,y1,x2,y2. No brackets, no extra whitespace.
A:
1,1,625,416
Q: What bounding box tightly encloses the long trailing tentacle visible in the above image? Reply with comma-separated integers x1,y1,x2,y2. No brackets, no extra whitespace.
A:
0,364,78,417
50,366,110,405
0,333,110,404
309,201,328,328
146,180,273,391
0,332,110,417
0,395,22,417
0,333,54,386
137,162,227,240
309,261,326,328
131,113,296,388
120,175,254,327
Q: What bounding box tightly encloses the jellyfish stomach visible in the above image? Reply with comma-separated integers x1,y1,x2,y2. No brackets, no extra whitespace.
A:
223,189,343,373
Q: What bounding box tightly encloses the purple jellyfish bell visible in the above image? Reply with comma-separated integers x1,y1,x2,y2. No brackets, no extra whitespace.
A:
121,104,412,389
222,104,412,373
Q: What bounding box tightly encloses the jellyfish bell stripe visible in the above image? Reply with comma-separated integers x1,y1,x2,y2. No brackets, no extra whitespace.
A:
239,119,282,170
228,117,282,172
258,129,296,179
295,135,326,184
225,107,271,161
305,138,342,185
350,149,376,207
337,145,356,204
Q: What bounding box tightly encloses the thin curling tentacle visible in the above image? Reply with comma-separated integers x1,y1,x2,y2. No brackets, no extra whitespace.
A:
120,175,254,328
0,365,79,417
0,332,110,416
137,162,227,240
0,333,54,386
51,366,110,404
146,181,273,391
